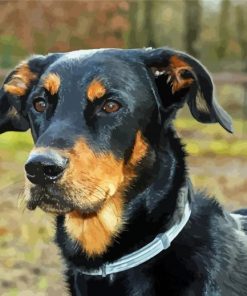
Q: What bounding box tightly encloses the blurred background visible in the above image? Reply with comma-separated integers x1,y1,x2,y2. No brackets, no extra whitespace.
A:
0,0,246,295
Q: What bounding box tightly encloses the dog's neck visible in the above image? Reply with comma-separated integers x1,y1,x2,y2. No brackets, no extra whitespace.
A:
117,127,188,250
56,127,189,270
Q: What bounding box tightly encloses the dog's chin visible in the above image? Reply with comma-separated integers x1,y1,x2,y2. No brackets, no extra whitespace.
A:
25,185,107,216
26,195,74,215
38,202,73,215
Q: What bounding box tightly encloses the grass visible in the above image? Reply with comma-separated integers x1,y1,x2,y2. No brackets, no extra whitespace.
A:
175,118,247,157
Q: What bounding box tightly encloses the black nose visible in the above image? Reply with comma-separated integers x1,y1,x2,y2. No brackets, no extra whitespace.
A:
25,151,68,185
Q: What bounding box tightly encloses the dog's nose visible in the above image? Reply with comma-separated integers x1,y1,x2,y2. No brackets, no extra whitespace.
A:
25,151,68,185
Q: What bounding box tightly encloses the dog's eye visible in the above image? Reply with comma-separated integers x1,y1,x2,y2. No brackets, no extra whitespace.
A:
102,100,121,113
33,98,47,113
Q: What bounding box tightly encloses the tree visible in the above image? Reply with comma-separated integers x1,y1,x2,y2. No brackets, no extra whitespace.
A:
127,1,156,48
184,0,202,58
217,0,231,59
127,2,139,48
142,0,156,47
235,4,247,72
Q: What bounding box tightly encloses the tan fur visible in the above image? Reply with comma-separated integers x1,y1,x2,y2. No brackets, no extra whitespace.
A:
24,132,148,256
43,73,61,95
87,79,106,102
170,55,190,69
4,63,37,96
63,131,149,257
129,131,149,166
167,56,194,94
65,192,124,257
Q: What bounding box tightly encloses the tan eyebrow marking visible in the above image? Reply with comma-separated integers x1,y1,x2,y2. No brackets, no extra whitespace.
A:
43,73,61,95
4,62,37,96
87,79,106,102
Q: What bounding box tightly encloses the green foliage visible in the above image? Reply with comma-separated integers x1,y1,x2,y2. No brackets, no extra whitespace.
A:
0,132,32,188
175,118,247,156
0,1,246,71
0,35,27,68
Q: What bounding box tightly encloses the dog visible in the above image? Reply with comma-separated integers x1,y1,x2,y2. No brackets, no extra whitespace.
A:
0,48,247,296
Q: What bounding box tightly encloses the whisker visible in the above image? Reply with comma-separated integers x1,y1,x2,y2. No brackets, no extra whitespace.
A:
0,179,24,193
18,190,28,212
66,179,107,196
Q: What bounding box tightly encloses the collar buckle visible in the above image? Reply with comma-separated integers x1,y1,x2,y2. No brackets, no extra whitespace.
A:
158,233,171,249
101,264,107,277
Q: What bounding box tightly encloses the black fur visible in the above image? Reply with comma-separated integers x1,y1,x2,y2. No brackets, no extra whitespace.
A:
0,48,246,295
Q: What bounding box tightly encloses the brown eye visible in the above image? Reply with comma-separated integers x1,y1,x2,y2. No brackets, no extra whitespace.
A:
102,100,121,113
33,98,47,113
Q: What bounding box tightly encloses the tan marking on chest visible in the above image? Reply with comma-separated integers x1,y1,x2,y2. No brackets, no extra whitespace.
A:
43,73,61,95
65,192,124,257
87,79,106,102
4,63,37,96
63,131,149,257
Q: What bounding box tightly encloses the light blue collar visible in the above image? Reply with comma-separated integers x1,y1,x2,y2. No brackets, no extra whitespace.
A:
77,182,192,278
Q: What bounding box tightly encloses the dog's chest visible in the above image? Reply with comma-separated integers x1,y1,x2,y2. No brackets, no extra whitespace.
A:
83,271,155,296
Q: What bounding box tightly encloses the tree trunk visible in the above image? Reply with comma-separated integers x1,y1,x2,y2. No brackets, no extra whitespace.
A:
236,4,247,72
184,0,202,58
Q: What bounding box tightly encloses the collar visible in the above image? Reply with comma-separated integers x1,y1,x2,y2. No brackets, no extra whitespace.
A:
76,180,193,278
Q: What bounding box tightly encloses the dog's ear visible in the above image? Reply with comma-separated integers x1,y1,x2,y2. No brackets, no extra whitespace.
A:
0,54,61,134
142,48,233,133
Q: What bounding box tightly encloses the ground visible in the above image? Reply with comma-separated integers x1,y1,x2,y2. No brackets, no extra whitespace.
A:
0,117,246,296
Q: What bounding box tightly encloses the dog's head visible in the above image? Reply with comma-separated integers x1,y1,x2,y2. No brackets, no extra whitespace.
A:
0,48,232,255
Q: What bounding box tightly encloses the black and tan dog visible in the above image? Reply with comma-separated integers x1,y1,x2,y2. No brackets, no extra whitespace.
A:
0,48,247,295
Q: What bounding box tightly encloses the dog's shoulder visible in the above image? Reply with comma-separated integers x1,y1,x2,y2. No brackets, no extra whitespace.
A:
189,191,247,247
180,192,247,294
232,208,247,234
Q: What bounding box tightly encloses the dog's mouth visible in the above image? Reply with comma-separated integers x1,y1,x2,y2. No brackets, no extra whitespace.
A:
26,190,74,215
25,184,107,215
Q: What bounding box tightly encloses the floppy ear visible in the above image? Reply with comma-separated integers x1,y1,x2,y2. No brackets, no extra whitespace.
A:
143,48,233,133
0,54,61,134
